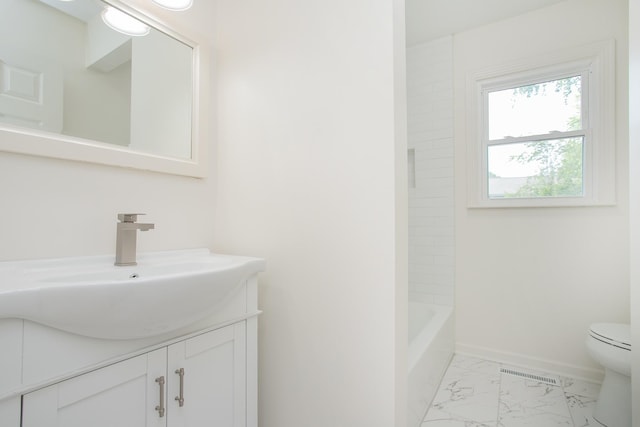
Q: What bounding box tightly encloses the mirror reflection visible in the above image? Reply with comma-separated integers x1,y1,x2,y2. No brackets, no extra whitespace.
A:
0,0,194,160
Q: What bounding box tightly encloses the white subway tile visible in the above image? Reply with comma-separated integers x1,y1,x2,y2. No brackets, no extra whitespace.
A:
434,295,455,305
408,37,455,303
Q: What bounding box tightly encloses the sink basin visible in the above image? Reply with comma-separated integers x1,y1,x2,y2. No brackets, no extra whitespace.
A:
0,249,265,340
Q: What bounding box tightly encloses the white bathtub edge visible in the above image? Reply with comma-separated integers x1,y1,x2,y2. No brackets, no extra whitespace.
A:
408,304,453,372
407,303,455,427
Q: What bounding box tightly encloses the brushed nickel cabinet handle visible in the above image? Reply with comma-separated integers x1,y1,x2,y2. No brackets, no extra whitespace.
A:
155,376,166,417
175,368,185,407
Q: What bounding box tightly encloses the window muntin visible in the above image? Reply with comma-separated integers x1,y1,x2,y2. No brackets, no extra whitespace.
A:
483,73,587,200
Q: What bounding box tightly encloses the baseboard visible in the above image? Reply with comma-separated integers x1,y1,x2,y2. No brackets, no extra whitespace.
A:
455,342,604,384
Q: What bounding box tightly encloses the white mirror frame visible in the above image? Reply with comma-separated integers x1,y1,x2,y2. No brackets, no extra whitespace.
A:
0,0,209,178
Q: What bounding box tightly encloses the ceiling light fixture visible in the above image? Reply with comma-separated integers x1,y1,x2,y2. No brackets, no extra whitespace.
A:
101,6,150,37
151,0,193,11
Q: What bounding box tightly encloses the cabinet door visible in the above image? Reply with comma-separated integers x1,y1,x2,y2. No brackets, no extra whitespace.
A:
22,349,167,427
0,397,20,427
167,323,246,427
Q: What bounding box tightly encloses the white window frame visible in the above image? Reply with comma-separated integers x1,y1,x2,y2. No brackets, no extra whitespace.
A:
467,40,616,208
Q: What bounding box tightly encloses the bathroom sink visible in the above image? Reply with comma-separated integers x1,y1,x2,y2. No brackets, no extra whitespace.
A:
0,249,265,340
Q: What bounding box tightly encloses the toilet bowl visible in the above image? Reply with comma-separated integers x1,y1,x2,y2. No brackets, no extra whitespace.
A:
586,323,631,427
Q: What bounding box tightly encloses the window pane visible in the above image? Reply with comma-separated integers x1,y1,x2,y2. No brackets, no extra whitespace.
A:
488,76,582,140
488,137,584,199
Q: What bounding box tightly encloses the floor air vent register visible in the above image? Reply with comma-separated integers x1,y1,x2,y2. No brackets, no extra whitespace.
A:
499,367,559,386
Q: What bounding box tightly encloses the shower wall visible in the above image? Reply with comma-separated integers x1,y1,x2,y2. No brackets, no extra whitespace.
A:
407,36,455,306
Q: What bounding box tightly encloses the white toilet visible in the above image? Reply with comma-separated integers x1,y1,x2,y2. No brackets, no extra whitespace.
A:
586,323,631,427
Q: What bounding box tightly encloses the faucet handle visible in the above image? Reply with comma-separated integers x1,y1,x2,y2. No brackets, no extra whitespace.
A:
118,213,146,223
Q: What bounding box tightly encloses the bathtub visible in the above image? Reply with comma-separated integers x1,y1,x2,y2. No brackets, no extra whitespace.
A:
407,302,454,427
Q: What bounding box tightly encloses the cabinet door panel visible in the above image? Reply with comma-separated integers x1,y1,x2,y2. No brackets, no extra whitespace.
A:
23,350,166,427
0,397,20,427
168,323,246,427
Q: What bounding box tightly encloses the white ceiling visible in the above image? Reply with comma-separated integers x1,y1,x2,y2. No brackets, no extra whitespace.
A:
405,0,567,46
39,0,102,22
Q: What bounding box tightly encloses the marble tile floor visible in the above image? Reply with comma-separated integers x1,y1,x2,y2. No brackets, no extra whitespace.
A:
422,354,602,427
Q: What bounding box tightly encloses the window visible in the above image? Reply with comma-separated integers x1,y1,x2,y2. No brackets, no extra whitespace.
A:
467,40,615,208
487,74,586,199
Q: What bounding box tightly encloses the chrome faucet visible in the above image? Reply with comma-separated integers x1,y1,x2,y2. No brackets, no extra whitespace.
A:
115,213,155,266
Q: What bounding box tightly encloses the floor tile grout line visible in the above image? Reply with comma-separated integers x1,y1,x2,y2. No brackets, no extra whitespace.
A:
561,381,577,427
495,362,502,427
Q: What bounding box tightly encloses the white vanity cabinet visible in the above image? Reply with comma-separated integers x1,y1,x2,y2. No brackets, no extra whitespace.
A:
23,322,247,427
167,323,247,427
23,349,165,427
0,267,262,427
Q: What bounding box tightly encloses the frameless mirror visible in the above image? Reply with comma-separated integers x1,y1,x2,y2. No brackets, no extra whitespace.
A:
0,0,208,177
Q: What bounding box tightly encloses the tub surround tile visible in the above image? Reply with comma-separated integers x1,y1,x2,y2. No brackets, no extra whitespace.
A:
407,38,455,305
421,355,598,427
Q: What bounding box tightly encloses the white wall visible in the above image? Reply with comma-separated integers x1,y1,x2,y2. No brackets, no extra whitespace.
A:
407,37,455,305
628,0,640,419
0,0,217,261
1,1,409,425
454,0,629,380
214,0,408,426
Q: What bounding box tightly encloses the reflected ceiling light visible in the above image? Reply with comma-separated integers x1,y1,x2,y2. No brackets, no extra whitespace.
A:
151,0,193,11
101,6,150,37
